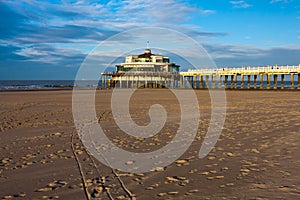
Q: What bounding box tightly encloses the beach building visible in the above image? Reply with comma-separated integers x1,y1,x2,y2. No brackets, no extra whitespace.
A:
101,48,181,88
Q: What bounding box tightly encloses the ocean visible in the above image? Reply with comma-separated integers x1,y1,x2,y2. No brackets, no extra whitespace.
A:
0,80,101,91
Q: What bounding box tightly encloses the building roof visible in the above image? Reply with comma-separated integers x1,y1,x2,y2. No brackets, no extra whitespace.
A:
137,52,153,58
137,48,159,58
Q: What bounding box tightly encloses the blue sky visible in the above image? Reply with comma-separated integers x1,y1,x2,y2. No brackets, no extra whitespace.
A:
0,0,299,80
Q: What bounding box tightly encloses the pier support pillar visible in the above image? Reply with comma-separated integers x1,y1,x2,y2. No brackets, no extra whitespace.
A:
101,75,105,88
234,75,238,89
247,75,251,89
267,74,271,89
205,75,209,89
230,75,234,89
298,74,300,89
260,74,263,89
281,74,285,90
199,76,203,89
171,75,174,89
193,76,197,89
224,75,228,89
254,75,257,89
212,75,215,89
159,81,163,88
273,74,278,90
119,79,122,88
290,74,295,89
218,75,222,88
241,74,244,89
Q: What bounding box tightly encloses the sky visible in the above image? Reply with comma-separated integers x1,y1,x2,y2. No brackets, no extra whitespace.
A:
0,0,299,80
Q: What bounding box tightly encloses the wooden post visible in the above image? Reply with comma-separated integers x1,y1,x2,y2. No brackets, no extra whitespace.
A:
260,74,263,89
200,76,203,89
159,80,162,88
273,74,278,90
193,75,197,89
247,75,251,89
101,74,105,88
119,78,122,88
291,74,294,89
218,75,222,88
224,75,228,89
171,75,174,89
230,75,235,89
212,75,215,89
234,75,238,89
267,74,271,89
205,75,209,89
281,74,284,90
108,79,111,88
254,75,257,89
241,74,244,89
298,74,300,89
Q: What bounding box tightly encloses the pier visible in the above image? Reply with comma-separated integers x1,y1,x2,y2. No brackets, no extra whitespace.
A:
101,48,300,90
102,64,300,90
180,65,300,90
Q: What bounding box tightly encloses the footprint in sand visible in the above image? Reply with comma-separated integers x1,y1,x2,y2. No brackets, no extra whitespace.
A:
36,180,68,192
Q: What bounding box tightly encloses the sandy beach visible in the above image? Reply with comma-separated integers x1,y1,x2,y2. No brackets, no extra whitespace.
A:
0,89,299,200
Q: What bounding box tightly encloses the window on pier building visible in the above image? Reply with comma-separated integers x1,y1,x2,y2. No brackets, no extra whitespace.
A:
163,57,170,63
116,65,124,72
168,65,179,72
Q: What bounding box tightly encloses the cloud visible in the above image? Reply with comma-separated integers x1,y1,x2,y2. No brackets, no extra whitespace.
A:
1,0,219,45
4,0,217,30
270,0,290,3
0,1,220,66
230,0,252,8
16,25,119,44
186,30,229,39
204,43,300,67
198,8,216,15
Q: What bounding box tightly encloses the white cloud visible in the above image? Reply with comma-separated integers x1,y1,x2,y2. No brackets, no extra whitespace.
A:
204,43,300,66
198,8,216,15
270,0,290,3
8,0,216,30
230,0,252,9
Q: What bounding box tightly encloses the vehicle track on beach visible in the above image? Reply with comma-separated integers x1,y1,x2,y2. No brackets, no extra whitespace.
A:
71,130,136,200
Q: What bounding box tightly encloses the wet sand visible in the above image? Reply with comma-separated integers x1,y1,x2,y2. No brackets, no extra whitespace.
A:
0,90,299,199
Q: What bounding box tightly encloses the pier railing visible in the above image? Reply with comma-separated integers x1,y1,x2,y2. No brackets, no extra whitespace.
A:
182,65,300,76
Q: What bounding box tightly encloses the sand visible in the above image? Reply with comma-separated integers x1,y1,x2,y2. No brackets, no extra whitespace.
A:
0,89,299,199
